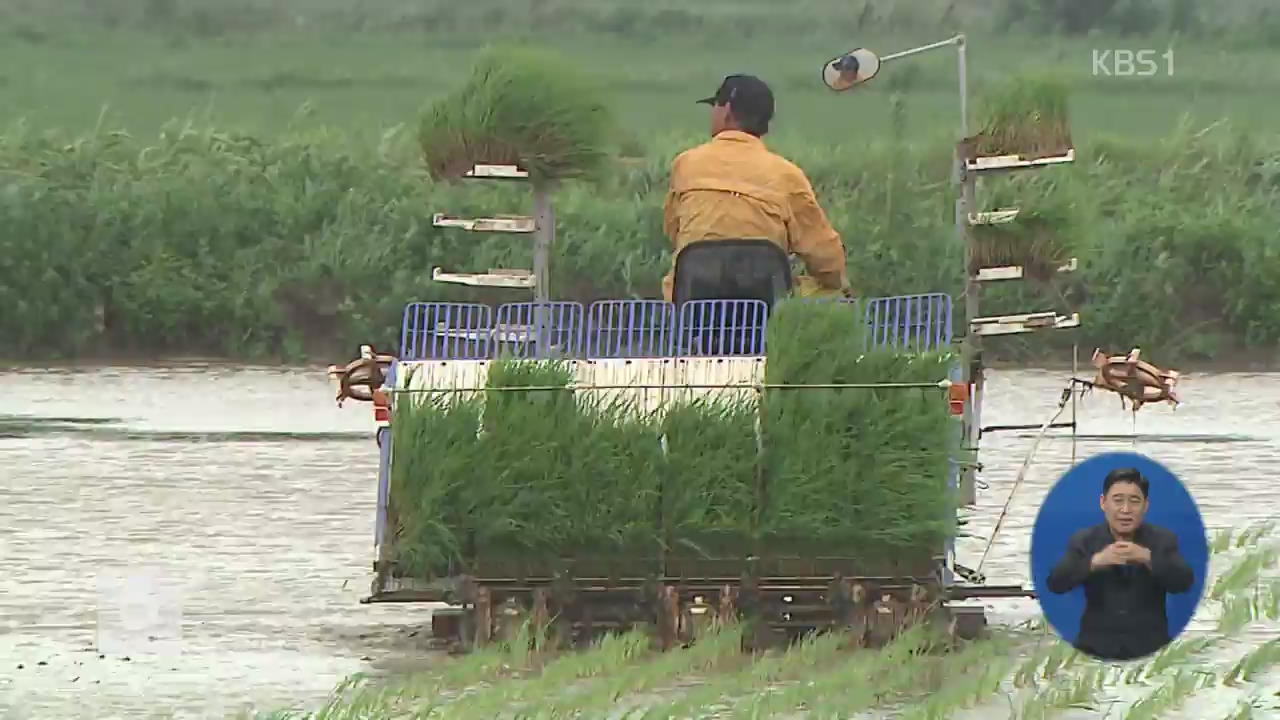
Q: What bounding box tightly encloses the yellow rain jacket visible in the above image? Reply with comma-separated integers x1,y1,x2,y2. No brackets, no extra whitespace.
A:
661,130,849,302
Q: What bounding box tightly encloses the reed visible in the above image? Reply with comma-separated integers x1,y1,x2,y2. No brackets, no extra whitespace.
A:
3,119,1279,364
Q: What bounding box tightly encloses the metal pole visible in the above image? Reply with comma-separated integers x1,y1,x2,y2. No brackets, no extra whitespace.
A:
955,35,981,507
532,183,554,357
881,35,964,63
1072,342,1079,464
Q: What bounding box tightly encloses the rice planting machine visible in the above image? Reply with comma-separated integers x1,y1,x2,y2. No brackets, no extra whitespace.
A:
332,36,1091,651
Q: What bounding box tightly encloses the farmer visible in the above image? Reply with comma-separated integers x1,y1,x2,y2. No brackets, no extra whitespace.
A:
660,74,850,302
1046,467,1195,661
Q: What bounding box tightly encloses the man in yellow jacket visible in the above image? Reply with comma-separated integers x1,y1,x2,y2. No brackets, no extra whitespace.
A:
661,74,850,302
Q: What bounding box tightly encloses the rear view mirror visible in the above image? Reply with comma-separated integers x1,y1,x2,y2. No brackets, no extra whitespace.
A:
822,48,881,91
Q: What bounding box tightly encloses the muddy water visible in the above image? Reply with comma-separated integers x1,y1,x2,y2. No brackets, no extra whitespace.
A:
1,365,1278,718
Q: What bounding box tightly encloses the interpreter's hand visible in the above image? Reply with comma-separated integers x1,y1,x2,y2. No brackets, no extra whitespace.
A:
1113,541,1152,567
1090,543,1128,570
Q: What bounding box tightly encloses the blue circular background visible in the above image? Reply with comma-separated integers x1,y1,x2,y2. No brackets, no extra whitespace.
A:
1030,451,1208,648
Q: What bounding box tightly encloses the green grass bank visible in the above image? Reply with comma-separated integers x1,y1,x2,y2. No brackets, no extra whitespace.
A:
2,11,1279,366
2,116,1277,365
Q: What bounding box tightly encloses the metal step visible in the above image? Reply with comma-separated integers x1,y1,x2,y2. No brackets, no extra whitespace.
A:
464,164,529,180
975,258,1078,282
971,311,1080,336
964,148,1075,174
432,267,535,289
432,213,536,233
967,209,1020,226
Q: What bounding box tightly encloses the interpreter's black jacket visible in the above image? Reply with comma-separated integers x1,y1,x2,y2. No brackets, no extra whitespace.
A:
1046,522,1194,661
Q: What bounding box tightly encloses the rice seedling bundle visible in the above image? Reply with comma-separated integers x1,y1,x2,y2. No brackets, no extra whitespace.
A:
963,73,1073,160
387,389,484,578
388,359,664,573
761,299,956,564
417,47,615,182
660,397,759,557
472,360,663,563
387,301,957,578
970,214,1073,279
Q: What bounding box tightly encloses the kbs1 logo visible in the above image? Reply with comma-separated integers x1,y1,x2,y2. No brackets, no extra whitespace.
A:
1092,49,1175,77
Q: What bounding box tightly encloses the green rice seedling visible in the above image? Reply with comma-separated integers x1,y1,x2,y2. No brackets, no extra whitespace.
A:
760,299,956,563
894,636,1016,719
1013,640,1063,687
388,392,485,577
1223,700,1257,720
970,177,1077,281
1212,528,1235,554
659,396,758,558
1210,544,1280,600
1144,636,1216,676
439,628,653,717
1263,579,1280,619
642,629,850,717
1016,663,1112,720
1236,520,1276,547
1218,594,1258,636
521,622,745,718
965,73,1073,160
725,623,952,717
1222,638,1280,686
562,393,664,560
1039,641,1077,679
1122,669,1202,720
417,46,615,182
470,358,581,559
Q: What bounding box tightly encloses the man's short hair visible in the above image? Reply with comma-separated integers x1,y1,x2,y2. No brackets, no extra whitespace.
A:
1103,467,1149,498
696,74,775,137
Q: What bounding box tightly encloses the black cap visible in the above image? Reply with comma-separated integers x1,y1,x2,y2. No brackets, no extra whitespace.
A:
696,74,774,126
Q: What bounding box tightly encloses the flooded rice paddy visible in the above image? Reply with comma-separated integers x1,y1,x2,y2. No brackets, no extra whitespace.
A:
0,364,1278,718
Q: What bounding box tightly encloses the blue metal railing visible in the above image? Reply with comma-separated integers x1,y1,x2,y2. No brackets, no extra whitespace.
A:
396,295,954,360
493,302,585,359
401,302,492,360
675,299,769,357
585,300,675,358
864,294,953,353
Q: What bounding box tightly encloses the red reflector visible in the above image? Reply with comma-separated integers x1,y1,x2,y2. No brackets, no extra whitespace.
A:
947,382,969,416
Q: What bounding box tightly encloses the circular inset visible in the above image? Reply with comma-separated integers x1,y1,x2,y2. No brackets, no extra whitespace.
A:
1030,452,1207,661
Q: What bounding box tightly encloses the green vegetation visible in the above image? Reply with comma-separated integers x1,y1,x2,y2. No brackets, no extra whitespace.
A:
251,520,1280,718
761,300,954,556
3,114,1278,364
970,175,1078,281
967,74,1073,159
2,1,1279,366
385,300,957,578
418,47,615,182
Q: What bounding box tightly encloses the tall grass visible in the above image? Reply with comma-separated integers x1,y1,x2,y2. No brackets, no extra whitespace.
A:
2,116,1279,363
